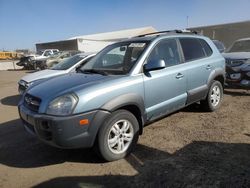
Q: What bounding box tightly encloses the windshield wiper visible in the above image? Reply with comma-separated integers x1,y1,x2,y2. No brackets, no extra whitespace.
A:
80,69,108,76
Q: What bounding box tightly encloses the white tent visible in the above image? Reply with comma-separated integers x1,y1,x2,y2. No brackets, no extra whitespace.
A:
36,27,157,52
70,26,157,52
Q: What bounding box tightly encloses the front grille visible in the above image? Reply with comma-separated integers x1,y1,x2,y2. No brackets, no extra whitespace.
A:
24,93,41,112
225,59,245,67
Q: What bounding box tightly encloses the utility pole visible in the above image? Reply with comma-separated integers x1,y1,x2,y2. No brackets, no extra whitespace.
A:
186,16,189,29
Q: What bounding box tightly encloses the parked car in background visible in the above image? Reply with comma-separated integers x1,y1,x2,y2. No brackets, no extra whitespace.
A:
16,56,34,70
222,38,250,88
29,49,59,61
18,52,95,94
212,40,226,53
16,49,60,70
18,30,225,161
35,50,81,70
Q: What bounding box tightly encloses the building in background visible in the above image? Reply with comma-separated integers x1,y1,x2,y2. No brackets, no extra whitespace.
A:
36,27,157,52
189,20,250,49
16,49,29,55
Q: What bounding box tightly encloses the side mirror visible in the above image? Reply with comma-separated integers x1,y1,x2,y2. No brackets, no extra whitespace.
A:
143,59,166,72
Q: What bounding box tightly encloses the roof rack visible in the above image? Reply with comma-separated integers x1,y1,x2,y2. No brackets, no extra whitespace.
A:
136,29,199,38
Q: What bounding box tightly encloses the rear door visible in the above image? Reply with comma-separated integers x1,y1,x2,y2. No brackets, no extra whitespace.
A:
143,38,188,121
179,38,214,104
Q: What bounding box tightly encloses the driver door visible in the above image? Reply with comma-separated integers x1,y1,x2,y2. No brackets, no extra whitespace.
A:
143,38,187,121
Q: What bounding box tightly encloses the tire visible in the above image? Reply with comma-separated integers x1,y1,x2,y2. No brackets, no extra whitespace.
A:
33,63,37,70
95,110,139,161
201,80,223,112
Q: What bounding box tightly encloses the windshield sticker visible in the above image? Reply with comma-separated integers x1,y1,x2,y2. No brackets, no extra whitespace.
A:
129,43,146,48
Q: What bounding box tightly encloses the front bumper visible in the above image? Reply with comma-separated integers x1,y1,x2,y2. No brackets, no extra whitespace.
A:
18,104,110,149
225,70,250,88
225,79,250,88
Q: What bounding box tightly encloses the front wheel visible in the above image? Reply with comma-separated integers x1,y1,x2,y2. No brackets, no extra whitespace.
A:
201,80,223,112
95,110,139,161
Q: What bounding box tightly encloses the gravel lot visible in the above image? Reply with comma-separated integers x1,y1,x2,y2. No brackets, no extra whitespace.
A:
0,70,250,188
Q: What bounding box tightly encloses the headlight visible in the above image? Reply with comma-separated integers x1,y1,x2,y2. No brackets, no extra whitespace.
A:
46,94,78,115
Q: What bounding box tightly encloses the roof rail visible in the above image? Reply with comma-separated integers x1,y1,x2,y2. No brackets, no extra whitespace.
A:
136,29,199,38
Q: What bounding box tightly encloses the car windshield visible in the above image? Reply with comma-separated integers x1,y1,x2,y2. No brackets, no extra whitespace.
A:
49,52,63,59
51,55,85,70
227,40,250,52
80,41,149,75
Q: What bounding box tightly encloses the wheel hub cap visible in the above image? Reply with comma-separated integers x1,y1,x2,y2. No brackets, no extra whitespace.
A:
210,85,221,107
107,119,134,154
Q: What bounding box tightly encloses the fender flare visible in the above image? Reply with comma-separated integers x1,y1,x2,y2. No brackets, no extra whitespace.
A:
101,93,145,113
101,93,146,134
207,68,225,88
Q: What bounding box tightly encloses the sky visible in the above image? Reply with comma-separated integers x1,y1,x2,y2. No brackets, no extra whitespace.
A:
1,0,250,51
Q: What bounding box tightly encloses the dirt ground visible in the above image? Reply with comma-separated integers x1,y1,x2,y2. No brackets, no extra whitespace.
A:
0,70,250,188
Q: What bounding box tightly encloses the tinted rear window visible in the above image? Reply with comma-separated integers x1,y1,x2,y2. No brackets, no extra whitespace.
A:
180,38,212,62
199,39,213,56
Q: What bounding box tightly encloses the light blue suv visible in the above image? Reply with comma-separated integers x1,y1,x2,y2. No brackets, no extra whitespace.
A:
18,30,225,161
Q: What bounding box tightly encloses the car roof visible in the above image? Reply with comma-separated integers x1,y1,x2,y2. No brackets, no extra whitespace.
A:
120,30,205,43
235,38,250,42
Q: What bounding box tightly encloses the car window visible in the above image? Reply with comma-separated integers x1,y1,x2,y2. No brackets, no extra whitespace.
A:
80,41,148,75
227,40,250,52
213,40,225,52
180,38,207,62
79,56,94,67
51,55,85,70
147,39,181,67
102,46,126,67
199,39,213,56
36,51,43,55
44,51,51,56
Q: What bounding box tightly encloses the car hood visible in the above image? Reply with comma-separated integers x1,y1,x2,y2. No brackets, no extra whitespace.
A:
222,52,250,59
27,73,115,100
21,69,66,83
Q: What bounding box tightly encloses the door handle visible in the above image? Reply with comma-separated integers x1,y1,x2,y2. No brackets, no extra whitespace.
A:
206,65,212,70
176,73,184,79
